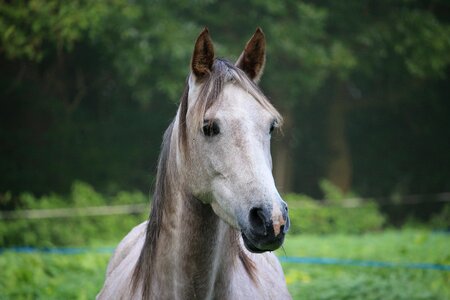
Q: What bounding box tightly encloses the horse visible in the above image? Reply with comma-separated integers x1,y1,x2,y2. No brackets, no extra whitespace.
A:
97,28,291,300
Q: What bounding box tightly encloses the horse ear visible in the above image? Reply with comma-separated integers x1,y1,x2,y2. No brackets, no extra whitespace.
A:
191,28,215,80
236,27,266,82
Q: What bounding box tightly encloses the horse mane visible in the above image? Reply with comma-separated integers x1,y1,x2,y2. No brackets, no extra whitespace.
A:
132,58,280,298
131,120,175,299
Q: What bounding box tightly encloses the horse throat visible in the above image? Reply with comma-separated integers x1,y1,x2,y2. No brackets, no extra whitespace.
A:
158,192,237,299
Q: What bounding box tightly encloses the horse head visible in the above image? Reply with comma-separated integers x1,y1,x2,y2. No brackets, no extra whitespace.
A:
178,28,290,253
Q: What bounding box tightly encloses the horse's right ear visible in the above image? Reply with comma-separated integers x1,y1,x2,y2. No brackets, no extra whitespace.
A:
191,28,215,81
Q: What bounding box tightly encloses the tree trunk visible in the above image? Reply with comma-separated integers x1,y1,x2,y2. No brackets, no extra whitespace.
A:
273,111,293,194
326,85,352,193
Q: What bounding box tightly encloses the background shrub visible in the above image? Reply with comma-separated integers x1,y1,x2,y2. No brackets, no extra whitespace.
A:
285,181,385,234
285,194,385,235
0,182,148,247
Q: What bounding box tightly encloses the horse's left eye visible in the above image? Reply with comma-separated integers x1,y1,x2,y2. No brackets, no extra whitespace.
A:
203,120,220,137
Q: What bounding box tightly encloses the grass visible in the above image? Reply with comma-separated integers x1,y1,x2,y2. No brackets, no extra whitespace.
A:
279,229,450,264
0,230,448,299
0,252,110,300
278,230,450,300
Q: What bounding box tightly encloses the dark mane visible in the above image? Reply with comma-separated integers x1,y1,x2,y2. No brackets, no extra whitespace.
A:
132,58,278,298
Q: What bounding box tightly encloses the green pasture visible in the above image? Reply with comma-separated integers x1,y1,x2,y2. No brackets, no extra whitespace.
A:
1,230,448,300
279,230,450,300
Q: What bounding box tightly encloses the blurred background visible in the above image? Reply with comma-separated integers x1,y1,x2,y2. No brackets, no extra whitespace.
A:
0,0,449,299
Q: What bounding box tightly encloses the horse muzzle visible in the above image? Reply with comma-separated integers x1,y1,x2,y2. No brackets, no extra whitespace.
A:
241,204,290,253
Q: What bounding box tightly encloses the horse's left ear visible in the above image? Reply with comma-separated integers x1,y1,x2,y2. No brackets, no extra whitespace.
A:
236,27,266,83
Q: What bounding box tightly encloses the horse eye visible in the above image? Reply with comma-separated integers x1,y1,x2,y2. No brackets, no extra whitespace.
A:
202,120,220,137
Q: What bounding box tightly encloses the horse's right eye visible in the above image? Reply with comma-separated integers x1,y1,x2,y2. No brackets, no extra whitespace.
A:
202,120,220,137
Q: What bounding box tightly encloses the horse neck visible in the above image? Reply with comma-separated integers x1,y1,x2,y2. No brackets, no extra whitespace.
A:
153,133,238,299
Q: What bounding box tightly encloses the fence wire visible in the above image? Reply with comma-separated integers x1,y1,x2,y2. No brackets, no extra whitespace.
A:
1,192,449,220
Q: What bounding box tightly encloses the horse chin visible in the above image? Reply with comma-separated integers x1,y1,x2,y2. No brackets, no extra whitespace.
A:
241,233,267,254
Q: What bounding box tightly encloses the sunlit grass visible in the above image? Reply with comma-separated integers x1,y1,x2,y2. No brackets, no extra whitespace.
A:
278,230,450,300
0,230,448,299
279,229,450,264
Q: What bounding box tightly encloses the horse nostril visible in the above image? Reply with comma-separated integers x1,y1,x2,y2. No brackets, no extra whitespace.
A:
281,202,289,220
249,207,268,236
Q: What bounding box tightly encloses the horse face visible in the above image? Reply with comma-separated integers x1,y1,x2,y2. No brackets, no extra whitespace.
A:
185,84,289,254
182,28,289,253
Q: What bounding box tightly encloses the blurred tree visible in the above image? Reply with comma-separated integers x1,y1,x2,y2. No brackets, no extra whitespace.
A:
315,0,450,195
0,0,449,200
0,0,191,194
